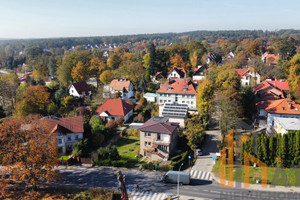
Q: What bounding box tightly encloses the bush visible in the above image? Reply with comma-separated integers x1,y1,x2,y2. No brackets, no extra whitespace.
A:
111,160,127,167
120,129,127,137
95,146,120,161
140,162,156,170
160,164,173,171
115,117,124,126
171,151,188,170
105,119,117,129
127,129,140,137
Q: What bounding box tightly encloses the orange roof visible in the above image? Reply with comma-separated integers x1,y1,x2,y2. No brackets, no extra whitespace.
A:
256,100,276,110
109,79,131,92
156,78,196,95
266,80,289,91
46,116,84,134
95,99,134,116
253,81,285,101
266,54,279,62
265,99,300,115
234,67,253,78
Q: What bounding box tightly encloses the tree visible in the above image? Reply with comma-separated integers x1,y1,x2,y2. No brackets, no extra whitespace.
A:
15,85,51,116
196,79,214,127
0,73,19,115
71,61,88,82
33,63,48,82
117,61,144,86
89,57,107,87
170,53,186,70
0,116,59,191
184,115,206,150
108,53,121,69
100,70,114,84
287,54,300,94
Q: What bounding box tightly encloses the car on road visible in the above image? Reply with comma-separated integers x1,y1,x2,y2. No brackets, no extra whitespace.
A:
161,171,190,185
196,149,203,156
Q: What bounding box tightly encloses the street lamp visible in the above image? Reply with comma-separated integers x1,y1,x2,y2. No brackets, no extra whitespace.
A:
177,163,184,199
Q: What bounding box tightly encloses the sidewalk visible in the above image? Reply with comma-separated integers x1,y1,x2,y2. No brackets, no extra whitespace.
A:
211,172,300,193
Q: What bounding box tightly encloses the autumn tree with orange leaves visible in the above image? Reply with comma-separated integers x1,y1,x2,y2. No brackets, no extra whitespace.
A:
0,115,59,196
15,85,51,116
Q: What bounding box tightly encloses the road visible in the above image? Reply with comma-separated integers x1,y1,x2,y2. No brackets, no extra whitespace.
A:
54,166,300,200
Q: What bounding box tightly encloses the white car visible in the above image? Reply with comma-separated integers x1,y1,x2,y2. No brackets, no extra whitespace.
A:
196,149,203,156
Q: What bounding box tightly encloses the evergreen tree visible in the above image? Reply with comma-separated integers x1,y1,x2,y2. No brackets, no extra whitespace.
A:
148,43,157,75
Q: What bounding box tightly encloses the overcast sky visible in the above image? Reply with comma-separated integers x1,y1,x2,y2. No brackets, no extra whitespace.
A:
0,0,299,39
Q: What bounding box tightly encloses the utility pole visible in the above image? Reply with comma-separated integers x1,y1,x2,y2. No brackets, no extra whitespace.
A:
177,163,184,199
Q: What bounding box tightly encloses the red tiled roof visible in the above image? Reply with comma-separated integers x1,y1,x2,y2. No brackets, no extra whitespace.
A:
46,116,84,134
95,99,134,117
139,119,178,134
234,67,253,78
256,100,276,110
266,80,289,91
253,81,285,101
109,79,131,92
70,81,91,94
265,99,300,115
156,79,196,95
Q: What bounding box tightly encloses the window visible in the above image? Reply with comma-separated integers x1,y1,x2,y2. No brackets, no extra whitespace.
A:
157,134,161,140
187,101,189,104
70,126,73,130
164,100,167,103
145,141,151,146
67,136,71,141
145,132,151,137
75,135,79,140
182,101,185,103
160,100,163,103
168,100,171,102
71,90,74,93
182,95,185,98
191,101,193,105
158,145,168,151
58,139,62,144
168,94,171,97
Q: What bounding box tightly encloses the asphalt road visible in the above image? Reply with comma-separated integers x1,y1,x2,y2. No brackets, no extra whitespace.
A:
54,166,300,200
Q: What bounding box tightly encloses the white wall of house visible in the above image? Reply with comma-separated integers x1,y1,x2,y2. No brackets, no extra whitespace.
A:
267,113,300,134
157,93,196,109
258,109,268,117
193,75,205,82
167,70,182,79
99,109,133,123
69,85,80,97
57,132,83,154
274,120,288,135
104,83,134,99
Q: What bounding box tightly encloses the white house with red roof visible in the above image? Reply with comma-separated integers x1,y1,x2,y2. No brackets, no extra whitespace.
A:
46,116,84,154
265,80,289,91
235,67,260,86
95,99,134,122
104,79,134,99
192,65,208,83
156,78,197,111
69,81,92,98
264,99,300,135
261,52,280,66
167,67,186,79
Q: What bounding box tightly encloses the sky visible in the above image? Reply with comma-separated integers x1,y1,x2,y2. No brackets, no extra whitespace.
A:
0,0,300,39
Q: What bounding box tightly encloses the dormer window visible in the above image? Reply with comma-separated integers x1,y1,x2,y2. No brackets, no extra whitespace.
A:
70,126,73,129
109,109,112,112
183,87,188,91
168,87,173,90
282,107,286,110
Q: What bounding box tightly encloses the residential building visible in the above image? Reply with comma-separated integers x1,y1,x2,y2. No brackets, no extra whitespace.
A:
95,99,134,122
235,67,260,86
253,80,286,103
152,71,166,83
265,99,300,135
156,78,197,112
143,93,158,103
261,52,280,66
265,80,289,91
104,79,134,99
167,68,186,79
192,65,208,83
160,103,188,128
46,116,84,154
139,117,179,161
69,81,92,98
274,117,300,135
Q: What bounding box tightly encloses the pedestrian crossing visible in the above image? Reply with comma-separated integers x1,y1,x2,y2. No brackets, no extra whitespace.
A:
190,170,213,181
128,189,172,200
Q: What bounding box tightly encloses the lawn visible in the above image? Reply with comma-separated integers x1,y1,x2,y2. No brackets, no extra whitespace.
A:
212,160,300,186
115,136,141,168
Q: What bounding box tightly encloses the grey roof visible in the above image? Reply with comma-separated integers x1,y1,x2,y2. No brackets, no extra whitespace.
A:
144,93,158,97
162,103,188,118
138,117,178,134
274,117,300,131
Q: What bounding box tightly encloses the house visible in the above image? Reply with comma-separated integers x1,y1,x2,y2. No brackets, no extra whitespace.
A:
46,116,84,154
167,68,186,79
160,103,188,128
192,65,208,83
235,67,261,86
207,52,222,64
264,99,300,135
69,81,91,98
261,52,280,66
253,80,286,103
139,117,179,161
143,93,158,103
152,71,166,83
265,80,289,91
274,117,300,135
156,78,197,115
104,79,134,99
95,99,134,122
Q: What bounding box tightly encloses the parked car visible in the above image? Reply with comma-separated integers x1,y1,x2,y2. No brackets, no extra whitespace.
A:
196,149,203,156
161,171,190,185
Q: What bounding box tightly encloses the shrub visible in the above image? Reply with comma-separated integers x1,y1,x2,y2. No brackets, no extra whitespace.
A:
171,151,188,170
139,162,156,170
115,117,124,126
95,146,120,161
120,129,127,137
127,129,140,137
105,119,117,129
160,164,173,171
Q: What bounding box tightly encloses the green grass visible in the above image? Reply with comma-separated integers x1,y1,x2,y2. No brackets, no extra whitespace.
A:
115,136,141,168
212,160,300,186
59,155,70,160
